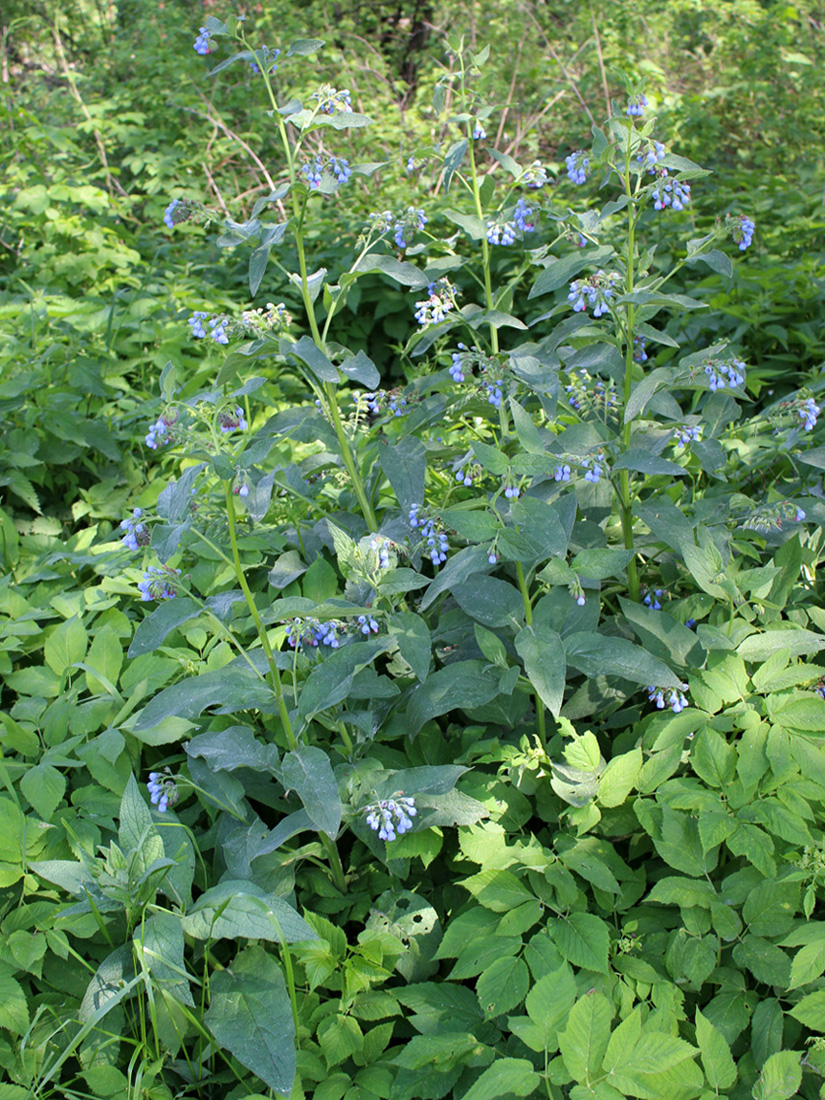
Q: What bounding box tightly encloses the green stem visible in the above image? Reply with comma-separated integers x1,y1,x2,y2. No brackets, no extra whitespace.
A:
468,131,499,355
223,483,296,749
618,146,640,603
515,561,546,750
320,832,347,892
280,938,300,1037
323,380,378,531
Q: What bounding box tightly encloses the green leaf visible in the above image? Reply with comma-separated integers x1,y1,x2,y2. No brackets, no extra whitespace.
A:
134,912,194,1007
752,1050,802,1100
406,661,499,737
453,576,524,630
529,246,616,298
290,335,338,383
20,763,65,821
182,880,318,943
339,349,380,388
0,967,29,1035
204,945,295,1096
119,773,157,854
742,880,798,937
549,913,609,973
282,746,341,838
131,659,273,733
515,624,566,717
442,138,468,193
298,637,391,720
286,37,325,56
789,989,825,1031
444,209,487,240
565,632,682,689
352,253,429,288
738,628,825,662
186,727,280,772
457,1058,539,1100
789,939,825,988
696,1009,737,1090
44,616,87,676
388,613,431,682
128,597,200,658
571,548,635,582
379,436,426,512
460,868,534,912
597,748,642,808
523,965,577,1052
558,992,613,1081
771,695,825,733
476,956,529,1018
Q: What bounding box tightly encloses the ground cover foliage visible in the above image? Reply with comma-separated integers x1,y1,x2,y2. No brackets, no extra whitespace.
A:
3,2,825,1098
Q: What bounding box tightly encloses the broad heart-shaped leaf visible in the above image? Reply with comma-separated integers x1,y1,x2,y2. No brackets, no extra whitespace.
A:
131,656,274,734
457,1057,539,1100
405,660,500,738
205,945,295,1096
515,624,565,718
282,746,341,838
134,911,194,1007
558,992,613,1082
528,245,616,298
379,436,426,512
128,597,200,658
564,632,683,689
181,880,318,943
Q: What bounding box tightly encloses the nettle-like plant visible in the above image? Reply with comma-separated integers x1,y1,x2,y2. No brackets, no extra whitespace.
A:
16,13,825,1100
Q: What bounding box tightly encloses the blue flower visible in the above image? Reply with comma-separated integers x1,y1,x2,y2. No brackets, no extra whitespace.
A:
312,86,352,114
799,398,820,431
120,508,149,551
188,311,209,339
727,213,755,251
193,27,212,55
393,207,427,249
358,614,379,634
521,161,549,189
365,795,417,841
163,199,181,229
637,141,666,173
675,425,702,448
218,406,248,433
568,271,618,317
145,413,175,450
626,94,648,118
484,379,504,408
648,683,689,713
369,537,391,568
703,357,746,392
513,198,536,233
330,156,351,183
414,279,457,326
652,171,691,212
565,151,590,185
643,588,664,610
147,771,179,813
486,220,516,246
796,507,807,523
138,566,182,602
633,336,648,362
301,157,324,189
250,47,280,75
472,121,486,140
554,464,571,482
209,317,229,344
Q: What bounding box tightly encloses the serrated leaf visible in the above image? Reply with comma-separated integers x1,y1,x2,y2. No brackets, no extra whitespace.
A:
752,1050,802,1100
549,913,609,973
476,955,529,1018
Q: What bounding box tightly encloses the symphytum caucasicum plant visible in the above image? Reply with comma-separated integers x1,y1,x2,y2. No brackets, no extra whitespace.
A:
14,11,825,1100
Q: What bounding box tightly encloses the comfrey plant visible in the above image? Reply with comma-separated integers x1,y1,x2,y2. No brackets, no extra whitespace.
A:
71,22,825,1100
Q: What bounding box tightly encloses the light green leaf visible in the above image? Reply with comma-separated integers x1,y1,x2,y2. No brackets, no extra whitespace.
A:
696,1009,737,1090
752,1050,802,1100
476,956,529,1018
457,1058,539,1100
549,913,609,973
44,616,87,676
20,764,65,821
558,992,613,1082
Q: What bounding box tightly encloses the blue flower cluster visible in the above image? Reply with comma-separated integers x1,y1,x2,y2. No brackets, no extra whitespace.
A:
472,121,486,140
188,311,229,344
648,683,689,713
486,220,516,246
301,155,351,189
582,455,608,484
568,271,619,317
365,795,417,841
285,617,346,650
565,151,590,185
644,588,665,610
520,161,549,189
138,566,182,602
799,397,820,432
361,390,408,418
703,357,746,392
120,508,149,551
626,94,648,118
369,537,392,569
163,198,194,229
554,464,571,482
633,336,648,362
312,85,352,114
393,207,427,249
194,27,212,55
744,500,808,531
217,406,248,434
357,614,379,634
651,172,691,211
675,424,702,448
503,478,520,500
727,213,755,251
449,349,467,382
145,412,176,450
409,504,448,565
484,376,504,408
565,369,618,414
147,771,179,813
414,279,458,326
513,198,536,233
637,141,666,173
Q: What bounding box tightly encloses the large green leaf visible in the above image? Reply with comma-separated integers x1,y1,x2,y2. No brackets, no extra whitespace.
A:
515,624,566,717
405,661,500,737
205,946,295,1096
558,992,613,1081
128,597,200,658
565,632,682,689
282,746,341,838
131,658,274,734
181,880,318,943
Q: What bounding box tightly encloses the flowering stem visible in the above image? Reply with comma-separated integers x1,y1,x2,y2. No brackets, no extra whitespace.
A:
618,149,640,603
467,131,499,355
223,483,296,749
320,832,347,892
323,381,378,531
516,561,546,750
